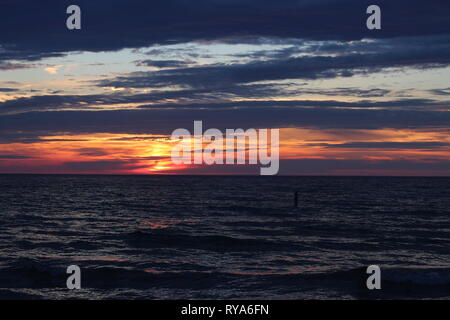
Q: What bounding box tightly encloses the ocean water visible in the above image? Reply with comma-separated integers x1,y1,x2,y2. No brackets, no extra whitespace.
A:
0,175,449,300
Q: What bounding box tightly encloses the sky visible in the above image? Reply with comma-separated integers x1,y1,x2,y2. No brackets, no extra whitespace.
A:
0,0,449,175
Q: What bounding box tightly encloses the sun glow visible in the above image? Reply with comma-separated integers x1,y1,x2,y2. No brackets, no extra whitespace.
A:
1,127,449,174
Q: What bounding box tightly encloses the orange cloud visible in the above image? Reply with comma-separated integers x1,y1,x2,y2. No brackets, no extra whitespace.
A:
0,127,449,174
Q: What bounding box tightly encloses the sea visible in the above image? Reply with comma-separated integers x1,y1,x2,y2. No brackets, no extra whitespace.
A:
0,175,449,299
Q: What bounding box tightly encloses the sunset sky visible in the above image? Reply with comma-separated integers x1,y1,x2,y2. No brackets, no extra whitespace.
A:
0,0,449,175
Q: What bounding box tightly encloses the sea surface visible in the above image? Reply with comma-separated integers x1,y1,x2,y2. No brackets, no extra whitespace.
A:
0,175,449,300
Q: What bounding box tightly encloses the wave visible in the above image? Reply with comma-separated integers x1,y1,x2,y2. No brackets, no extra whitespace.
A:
125,229,299,252
1,260,449,300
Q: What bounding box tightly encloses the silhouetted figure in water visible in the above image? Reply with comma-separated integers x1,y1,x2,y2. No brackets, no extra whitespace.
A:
294,191,299,208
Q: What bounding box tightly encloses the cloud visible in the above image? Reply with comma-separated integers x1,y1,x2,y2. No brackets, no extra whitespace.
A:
3,93,448,115
62,160,146,172
0,133,88,144
1,0,449,175
136,60,191,68
0,84,290,114
0,0,449,63
0,62,32,70
311,142,450,150
44,65,62,74
1,107,450,140
136,98,450,111
277,158,450,175
0,88,19,92
97,36,450,90
0,159,148,174
156,158,450,175
76,148,109,156
0,155,33,159
295,88,391,98
429,88,450,96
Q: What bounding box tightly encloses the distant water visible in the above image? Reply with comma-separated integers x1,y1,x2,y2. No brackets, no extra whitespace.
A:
0,175,449,300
